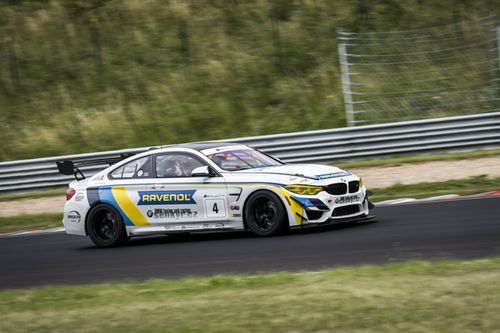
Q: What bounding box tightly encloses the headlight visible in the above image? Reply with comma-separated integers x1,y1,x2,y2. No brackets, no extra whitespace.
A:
284,184,323,195
359,177,363,188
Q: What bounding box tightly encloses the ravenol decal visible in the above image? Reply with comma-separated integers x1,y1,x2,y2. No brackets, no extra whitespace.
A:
138,190,197,205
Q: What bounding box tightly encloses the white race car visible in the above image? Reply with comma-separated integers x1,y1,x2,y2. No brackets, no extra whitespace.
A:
57,143,374,247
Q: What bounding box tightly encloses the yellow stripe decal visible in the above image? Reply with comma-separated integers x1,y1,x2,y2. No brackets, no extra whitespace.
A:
275,188,303,225
111,186,150,226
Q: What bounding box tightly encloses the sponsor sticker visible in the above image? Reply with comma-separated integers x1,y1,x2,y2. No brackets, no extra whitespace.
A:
200,145,248,156
335,195,360,204
230,205,240,211
203,194,226,198
147,208,198,219
138,190,196,205
316,172,351,180
74,192,85,201
163,223,225,231
67,211,81,223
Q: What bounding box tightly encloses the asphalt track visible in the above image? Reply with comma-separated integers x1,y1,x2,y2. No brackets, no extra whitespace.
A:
1,196,500,289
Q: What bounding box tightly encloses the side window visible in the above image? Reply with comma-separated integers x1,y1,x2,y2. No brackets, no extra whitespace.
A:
110,156,153,179
156,154,205,178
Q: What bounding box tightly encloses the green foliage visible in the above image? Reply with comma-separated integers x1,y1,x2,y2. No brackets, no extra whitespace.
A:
2,257,500,332
0,0,498,161
0,213,62,233
0,187,66,202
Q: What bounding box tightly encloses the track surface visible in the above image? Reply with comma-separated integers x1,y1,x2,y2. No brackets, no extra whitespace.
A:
1,197,500,289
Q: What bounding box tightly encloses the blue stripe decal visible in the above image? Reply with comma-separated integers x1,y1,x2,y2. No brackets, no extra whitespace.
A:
235,172,318,180
234,172,351,181
87,187,100,206
96,187,134,226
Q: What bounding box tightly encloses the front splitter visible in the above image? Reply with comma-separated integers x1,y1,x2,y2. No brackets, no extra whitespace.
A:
291,214,376,229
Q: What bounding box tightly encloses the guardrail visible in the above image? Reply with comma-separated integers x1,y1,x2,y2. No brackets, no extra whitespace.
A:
1,112,500,192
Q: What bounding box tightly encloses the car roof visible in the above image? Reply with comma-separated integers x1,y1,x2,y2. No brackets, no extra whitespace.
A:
168,142,245,151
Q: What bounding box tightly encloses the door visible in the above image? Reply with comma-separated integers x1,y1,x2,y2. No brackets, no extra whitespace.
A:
141,152,228,226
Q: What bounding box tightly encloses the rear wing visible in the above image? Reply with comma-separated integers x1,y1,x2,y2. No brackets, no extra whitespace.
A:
56,153,136,181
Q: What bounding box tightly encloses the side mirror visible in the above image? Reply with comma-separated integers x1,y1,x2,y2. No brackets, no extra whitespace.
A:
191,166,215,177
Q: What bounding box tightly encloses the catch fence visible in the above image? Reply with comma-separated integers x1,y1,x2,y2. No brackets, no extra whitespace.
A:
337,15,500,126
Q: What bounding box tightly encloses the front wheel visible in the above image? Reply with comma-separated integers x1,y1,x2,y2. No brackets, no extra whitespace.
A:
86,204,128,247
244,190,288,237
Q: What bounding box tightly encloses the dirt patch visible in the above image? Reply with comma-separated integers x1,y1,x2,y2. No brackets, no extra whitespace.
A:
1,156,499,217
0,196,66,217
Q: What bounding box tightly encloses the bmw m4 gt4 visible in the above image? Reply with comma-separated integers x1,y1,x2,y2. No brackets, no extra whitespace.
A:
57,143,374,247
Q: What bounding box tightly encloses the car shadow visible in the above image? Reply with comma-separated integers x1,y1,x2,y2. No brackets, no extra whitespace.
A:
79,219,377,250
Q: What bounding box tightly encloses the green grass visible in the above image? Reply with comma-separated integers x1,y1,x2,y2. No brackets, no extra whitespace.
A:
0,213,62,233
371,175,500,202
0,1,498,161
1,257,500,332
0,188,66,203
334,149,500,169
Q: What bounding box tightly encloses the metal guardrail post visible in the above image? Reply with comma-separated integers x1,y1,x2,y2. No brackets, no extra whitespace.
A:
337,28,355,127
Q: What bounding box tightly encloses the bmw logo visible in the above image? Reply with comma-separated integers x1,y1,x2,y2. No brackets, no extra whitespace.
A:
147,210,153,217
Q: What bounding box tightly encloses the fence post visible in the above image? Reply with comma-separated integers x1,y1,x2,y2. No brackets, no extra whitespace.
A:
497,24,500,83
337,28,355,127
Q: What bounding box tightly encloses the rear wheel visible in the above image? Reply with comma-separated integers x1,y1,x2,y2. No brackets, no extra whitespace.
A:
86,204,128,247
244,190,288,236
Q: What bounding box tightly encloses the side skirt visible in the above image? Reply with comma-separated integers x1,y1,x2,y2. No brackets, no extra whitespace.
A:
127,221,245,236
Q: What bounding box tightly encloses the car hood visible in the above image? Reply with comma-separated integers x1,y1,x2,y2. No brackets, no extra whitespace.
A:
233,164,352,181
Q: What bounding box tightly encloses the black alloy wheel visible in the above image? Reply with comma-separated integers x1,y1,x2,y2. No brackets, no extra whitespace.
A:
244,190,288,236
86,204,128,247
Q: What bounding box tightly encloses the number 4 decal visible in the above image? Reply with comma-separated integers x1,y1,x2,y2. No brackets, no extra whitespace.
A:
205,199,226,218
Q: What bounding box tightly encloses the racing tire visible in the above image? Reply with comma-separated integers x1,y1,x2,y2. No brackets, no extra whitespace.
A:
86,204,129,248
244,190,288,237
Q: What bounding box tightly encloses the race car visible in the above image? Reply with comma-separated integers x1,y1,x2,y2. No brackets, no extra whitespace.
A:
57,142,374,247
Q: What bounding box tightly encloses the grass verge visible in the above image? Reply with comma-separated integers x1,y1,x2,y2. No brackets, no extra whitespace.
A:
334,149,500,169
370,175,500,202
0,213,62,233
1,257,500,332
0,188,66,203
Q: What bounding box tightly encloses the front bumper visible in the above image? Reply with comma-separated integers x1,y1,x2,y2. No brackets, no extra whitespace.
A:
290,185,372,225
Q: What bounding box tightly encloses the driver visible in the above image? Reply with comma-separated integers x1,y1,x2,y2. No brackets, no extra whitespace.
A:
172,158,188,176
158,157,190,177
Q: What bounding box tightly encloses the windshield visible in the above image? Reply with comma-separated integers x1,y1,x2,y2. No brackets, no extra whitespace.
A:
204,147,282,171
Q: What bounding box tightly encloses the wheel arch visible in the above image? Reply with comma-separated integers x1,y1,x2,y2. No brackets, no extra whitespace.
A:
242,186,302,228
84,201,103,236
